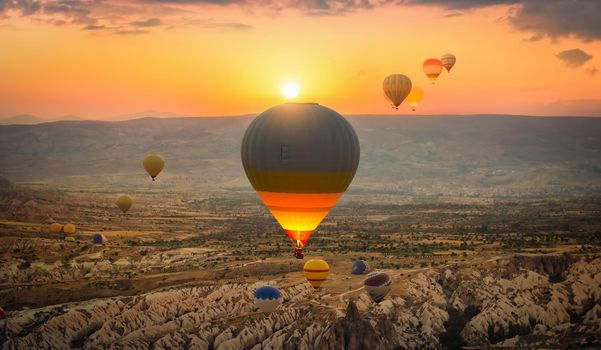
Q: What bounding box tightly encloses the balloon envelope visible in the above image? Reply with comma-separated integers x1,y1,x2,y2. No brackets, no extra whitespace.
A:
50,223,62,233
303,259,330,289
406,86,424,111
64,236,76,242
382,74,412,108
352,260,370,275
143,154,165,181
241,103,359,256
91,233,107,244
423,59,443,84
254,285,283,313
364,271,392,303
441,53,456,72
116,195,133,213
63,224,76,234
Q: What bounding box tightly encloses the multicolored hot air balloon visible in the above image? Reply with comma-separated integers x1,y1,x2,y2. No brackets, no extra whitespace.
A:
254,285,283,313
50,223,62,233
303,259,330,289
143,154,165,181
383,74,412,109
423,58,443,84
364,271,392,303
352,260,370,275
406,86,424,112
241,103,360,258
63,224,76,234
441,53,456,72
116,195,133,214
91,233,107,244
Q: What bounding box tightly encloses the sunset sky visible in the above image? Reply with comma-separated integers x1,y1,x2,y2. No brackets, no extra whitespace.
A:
1,0,600,119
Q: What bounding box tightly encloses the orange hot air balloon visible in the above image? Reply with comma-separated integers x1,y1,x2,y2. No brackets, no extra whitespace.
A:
50,223,62,233
423,58,443,84
241,103,360,259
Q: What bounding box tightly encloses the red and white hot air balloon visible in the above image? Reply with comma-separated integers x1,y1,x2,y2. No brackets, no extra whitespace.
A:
423,58,443,84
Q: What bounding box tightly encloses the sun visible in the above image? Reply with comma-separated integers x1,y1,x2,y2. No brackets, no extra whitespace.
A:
282,81,300,99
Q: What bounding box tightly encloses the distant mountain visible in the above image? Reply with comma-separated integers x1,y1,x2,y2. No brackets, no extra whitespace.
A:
0,115,46,125
1,115,600,199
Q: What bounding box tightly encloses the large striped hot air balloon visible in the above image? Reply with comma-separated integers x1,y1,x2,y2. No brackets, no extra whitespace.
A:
423,58,443,84
241,103,360,258
254,285,283,312
303,259,330,289
382,74,412,109
364,271,392,303
441,53,456,72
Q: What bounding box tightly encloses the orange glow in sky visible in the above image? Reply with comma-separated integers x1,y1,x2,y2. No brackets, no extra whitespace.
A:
0,2,600,118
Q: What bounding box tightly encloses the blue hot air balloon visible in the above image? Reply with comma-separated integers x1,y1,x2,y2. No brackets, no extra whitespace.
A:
91,233,107,244
352,260,370,275
254,285,282,313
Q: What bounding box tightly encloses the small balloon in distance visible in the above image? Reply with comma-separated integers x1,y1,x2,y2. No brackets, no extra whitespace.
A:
254,285,283,313
364,271,392,303
303,259,330,289
115,195,133,213
383,74,412,109
143,154,165,181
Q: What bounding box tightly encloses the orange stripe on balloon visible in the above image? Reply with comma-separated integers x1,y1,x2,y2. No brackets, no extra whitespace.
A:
257,191,343,208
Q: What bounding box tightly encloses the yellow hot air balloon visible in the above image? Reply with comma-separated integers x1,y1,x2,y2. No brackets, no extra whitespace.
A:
63,223,76,234
64,236,76,242
241,103,360,259
115,195,133,213
303,259,330,289
441,53,456,72
143,154,165,181
50,223,62,233
406,86,424,112
382,74,412,109
423,58,443,84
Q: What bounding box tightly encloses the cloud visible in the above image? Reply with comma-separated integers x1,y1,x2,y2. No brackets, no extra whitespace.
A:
585,66,598,77
129,18,161,27
556,49,593,68
408,0,601,41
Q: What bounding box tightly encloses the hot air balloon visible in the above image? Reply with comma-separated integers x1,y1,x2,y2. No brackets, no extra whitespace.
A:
406,86,424,112
91,233,107,244
352,260,370,275
50,223,62,233
63,224,76,234
382,74,412,109
116,195,133,214
241,103,360,259
254,285,283,312
423,59,443,84
364,271,392,303
143,154,165,181
64,236,76,242
303,259,330,289
441,53,456,72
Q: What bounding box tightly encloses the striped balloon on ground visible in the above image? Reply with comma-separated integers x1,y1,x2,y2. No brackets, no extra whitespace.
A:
303,259,330,289
364,271,392,303
352,260,370,275
254,285,282,313
241,103,360,258
423,58,443,84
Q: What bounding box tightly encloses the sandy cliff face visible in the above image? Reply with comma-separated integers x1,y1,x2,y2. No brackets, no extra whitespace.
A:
1,255,599,349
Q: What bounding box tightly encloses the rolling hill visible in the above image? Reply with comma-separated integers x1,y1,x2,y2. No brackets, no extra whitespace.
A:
1,115,600,199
